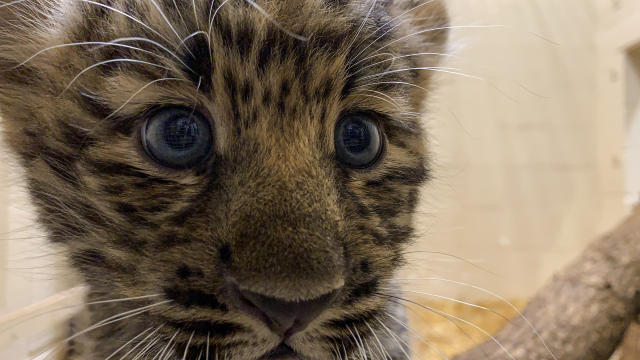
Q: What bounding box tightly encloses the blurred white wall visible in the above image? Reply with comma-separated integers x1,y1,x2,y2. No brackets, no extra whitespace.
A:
625,45,640,206
404,0,637,300
0,156,78,359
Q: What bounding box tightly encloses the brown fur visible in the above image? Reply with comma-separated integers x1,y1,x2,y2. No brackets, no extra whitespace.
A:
0,0,448,359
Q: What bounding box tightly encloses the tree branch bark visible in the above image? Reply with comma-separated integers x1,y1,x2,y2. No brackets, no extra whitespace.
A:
453,207,640,360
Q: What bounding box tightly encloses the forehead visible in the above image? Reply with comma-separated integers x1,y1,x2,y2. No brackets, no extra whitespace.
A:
60,0,415,135
73,0,382,78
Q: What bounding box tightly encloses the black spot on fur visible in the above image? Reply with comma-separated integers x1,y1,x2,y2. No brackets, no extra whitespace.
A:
165,319,240,338
176,264,192,280
220,22,234,48
241,80,252,102
384,165,429,185
183,34,213,93
114,202,136,215
262,88,272,106
71,249,106,268
140,202,169,214
280,79,291,99
345,278,379,305
257,44,274,73
70,248,136,275
132,177,174,189
87,161,149,179
341,75,357,99
77,89,112,119
114,202,152,226
372,203,401,219
102,184,126,195
59,121,97,150
407,188,419,210
218,244,232,265
164,286,228,311
236,22,255,58
325,308,379,330
360,260,371,275
39,145,79,185
223,69,241,129
386,223,413,244
159,232,193,250
364,226,387,245
319,77,334,99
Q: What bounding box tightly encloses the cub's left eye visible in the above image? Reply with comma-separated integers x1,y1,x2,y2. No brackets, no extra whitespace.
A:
141,107,213,169
334,114,384,169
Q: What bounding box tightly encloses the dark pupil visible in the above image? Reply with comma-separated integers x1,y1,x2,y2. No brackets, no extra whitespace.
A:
343,120,370,153
163,116,198,151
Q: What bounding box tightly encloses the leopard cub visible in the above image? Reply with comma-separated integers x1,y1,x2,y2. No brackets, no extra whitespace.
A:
0,0,448,359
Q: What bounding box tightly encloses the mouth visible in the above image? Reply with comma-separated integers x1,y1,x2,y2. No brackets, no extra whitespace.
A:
264,343,299,359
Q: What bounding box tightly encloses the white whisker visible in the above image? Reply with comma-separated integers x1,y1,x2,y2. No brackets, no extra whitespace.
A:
0,293,161,335
374,317,411,360
361,67,482,81
354,81,428,92
206,332,210,360
352,52,452,75
207,0,230,44
352,0,436,56
356,93,408,115
386,294,517,360
359,89,404,110
403,250,498,276
132,334,163,360
397,277,558,360
385,311,449,360
386,288,511,322
156,328,180,360
0,0,28,9
108,37,193,71
346,0,378,54
11,41,149,69
107,77,188,119
192,0,201,30
182,331,195,360
80,0,173,46
170,0,188,30
244,0,307,41
346,325,365,360
149,0,183,42
116,325,164,360
364,321,391,360
63,58,172,93
102,327,154,360
370,24,504,59
38,300,172,360
178,30,209,50
341,341,349,360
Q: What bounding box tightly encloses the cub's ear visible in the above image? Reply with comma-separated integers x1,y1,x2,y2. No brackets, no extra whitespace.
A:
385,0,450,86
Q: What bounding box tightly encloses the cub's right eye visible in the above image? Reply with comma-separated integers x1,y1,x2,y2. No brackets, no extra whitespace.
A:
141,107,213,169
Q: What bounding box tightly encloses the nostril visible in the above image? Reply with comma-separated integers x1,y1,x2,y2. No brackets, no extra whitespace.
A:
230,285,341,338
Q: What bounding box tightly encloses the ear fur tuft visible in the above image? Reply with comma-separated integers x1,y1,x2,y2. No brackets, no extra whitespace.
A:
387,0,450,84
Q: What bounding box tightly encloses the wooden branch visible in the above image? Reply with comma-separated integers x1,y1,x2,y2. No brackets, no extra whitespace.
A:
453,207,640,360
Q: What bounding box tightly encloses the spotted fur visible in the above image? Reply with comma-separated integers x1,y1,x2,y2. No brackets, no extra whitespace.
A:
0,0,448,359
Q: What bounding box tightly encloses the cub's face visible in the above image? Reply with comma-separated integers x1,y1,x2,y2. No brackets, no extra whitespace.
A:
0,0,447,358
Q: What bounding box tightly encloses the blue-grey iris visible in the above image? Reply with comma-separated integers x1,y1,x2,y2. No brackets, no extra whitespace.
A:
142,107,212,169
334,114,383,168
